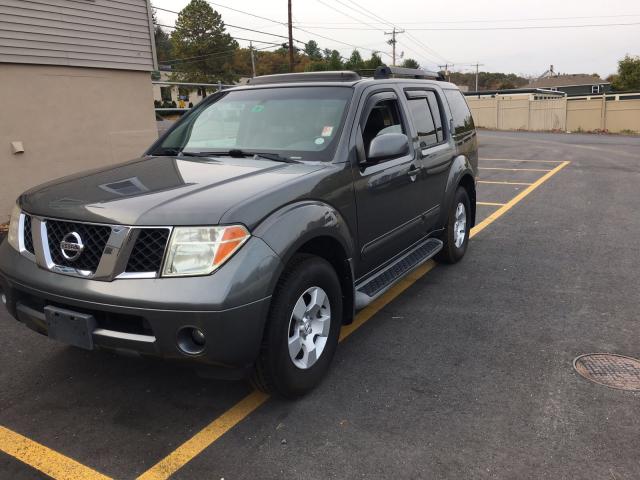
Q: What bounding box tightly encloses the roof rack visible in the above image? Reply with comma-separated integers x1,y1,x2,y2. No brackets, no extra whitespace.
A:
373,66,443,81
248,71,361,85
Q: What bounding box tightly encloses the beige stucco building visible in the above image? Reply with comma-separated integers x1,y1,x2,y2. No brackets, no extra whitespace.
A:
0,0,159,219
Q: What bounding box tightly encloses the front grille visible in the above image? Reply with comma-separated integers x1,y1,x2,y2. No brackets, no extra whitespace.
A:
23,215,34,254
46,220,112,272
125,228,170,273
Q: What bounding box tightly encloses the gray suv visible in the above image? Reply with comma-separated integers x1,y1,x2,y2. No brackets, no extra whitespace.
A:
0,67,478,397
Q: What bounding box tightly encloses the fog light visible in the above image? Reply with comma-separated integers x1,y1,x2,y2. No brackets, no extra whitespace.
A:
1,293,6,305
176,326,206,355
191,328,206,346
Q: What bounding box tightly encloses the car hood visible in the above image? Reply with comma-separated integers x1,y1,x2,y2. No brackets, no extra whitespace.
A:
19,156,326,226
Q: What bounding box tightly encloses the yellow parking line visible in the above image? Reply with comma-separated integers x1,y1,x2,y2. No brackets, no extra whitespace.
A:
479,167,552,172
0,426,112,480
478,180,533,186
135,160,570,480
472,161,570,237
480,158,564,164
477,201,505,207
138,391,269,480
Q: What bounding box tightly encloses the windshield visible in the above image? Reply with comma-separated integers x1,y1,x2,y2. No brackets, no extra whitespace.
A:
152,86,353,161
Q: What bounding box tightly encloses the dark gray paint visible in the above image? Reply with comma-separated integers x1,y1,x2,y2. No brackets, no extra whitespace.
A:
1,77,477,366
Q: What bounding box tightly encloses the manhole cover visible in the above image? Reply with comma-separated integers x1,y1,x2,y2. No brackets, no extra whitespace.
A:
574,353,640,391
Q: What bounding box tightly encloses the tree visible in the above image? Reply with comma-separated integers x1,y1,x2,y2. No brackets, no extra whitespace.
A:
611,55,640,91
363,52,384,70
304,40,322,60
152,10,173,64
345,49,364,70
170,0,238,84
401,58,420,69
325,50,343,70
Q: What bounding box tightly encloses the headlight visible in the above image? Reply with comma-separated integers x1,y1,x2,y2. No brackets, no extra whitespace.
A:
7,204,21,251
162,225,250,277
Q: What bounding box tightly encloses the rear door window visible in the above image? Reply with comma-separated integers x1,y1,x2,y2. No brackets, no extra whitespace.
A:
425,91,444,142
407,99,438,148
444,89,474,135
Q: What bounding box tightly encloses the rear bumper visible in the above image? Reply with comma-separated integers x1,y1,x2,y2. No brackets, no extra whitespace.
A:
0,238,280,367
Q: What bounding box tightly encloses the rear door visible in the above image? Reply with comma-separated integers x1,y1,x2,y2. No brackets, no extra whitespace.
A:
404,88,453,218
443,88,478,163
350,88,433,275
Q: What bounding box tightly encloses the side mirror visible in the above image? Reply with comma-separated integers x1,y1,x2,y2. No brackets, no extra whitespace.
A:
366,133,409,162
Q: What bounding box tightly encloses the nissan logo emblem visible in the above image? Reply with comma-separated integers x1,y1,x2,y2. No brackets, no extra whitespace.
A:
60,232,85,261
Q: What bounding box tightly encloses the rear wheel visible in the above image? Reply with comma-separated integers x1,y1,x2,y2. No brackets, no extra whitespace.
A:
436,186,471,264
251,254,342,398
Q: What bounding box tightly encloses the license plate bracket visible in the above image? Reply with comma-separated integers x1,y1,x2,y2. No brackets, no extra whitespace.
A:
44,306,96,350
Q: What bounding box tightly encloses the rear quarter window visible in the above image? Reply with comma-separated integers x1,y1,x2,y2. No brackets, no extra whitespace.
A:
444,89,475,135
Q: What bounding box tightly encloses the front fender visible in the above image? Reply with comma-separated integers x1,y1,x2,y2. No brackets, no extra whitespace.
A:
252,200,355,265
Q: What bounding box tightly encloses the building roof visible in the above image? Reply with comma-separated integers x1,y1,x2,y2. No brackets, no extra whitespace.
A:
527,74,609,88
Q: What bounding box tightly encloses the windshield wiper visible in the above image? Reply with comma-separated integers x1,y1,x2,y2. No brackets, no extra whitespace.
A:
180,149,298,163
150,147,182,156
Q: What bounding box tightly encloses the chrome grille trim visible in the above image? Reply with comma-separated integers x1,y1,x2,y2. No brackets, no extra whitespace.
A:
18,213,173,281
17,213,36,262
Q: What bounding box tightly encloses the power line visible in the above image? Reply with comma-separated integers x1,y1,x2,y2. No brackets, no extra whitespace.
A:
338,0,452,64
336,0,451,63
329,0,388,28
204,1,286,25
339,0,394,27
292,13,640,25
395,40,440,66
313,0,381,31
292,24,390,57
161,43,277,64
153,5,307,45
285,21,640,31
154,2,390,60
310,0,395,59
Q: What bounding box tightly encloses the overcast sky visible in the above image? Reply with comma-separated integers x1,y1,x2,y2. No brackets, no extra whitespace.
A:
153,0,639,78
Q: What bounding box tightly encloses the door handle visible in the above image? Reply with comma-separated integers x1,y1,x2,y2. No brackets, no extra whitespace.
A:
407,165,422,176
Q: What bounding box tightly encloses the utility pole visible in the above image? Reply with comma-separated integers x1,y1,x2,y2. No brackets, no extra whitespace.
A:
384,27,405,66
472,62,484,94
249,41,256,77
287,0,294,72
438,64,451,82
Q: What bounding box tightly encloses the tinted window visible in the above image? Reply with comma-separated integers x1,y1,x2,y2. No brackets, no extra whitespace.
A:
362,99,405,157
425,91,444,142
407,99,437,147
444,89,474,135
154,87,352,161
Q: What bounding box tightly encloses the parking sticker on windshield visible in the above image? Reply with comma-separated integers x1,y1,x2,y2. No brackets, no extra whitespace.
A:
251,105,265,113
314,137,325,145
321,126,334,137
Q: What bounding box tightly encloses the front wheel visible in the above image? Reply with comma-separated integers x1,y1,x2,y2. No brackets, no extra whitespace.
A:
436,186,471,264
250,254,342,398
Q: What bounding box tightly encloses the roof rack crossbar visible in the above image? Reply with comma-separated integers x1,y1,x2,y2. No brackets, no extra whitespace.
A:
374,66,443,81
247,71,361,85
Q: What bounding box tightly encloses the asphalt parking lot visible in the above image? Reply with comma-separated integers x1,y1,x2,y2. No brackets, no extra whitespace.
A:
2,130,640,479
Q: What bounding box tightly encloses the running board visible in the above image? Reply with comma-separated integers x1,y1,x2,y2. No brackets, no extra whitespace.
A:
354,238,443,310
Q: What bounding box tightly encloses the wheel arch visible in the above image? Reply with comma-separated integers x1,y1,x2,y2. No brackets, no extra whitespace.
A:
441,155,477,228
252,201,356,325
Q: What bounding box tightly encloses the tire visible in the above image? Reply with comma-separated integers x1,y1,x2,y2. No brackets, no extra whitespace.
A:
250,254,343,398
436,186,471,264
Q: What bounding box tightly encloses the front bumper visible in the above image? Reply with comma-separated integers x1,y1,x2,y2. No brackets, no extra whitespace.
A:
0,237,281,367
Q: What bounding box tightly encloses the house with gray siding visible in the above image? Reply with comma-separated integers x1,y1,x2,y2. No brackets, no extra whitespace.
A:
0,0,159,217
527,74,612,96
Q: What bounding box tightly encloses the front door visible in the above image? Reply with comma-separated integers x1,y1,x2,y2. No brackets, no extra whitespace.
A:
404,88,453,215
351,90,432,276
